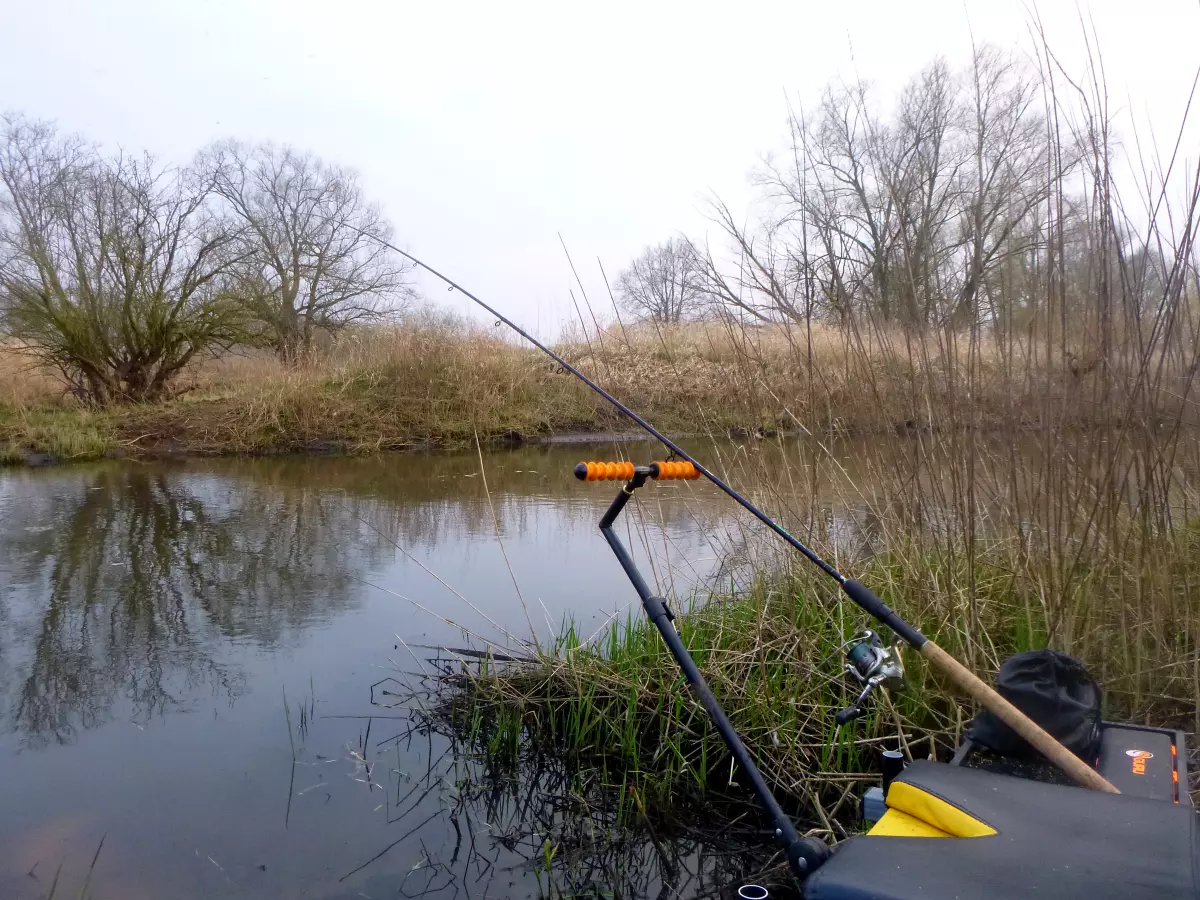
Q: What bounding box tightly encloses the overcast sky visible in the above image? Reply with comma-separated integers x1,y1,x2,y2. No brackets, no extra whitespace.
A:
2,0,1197,336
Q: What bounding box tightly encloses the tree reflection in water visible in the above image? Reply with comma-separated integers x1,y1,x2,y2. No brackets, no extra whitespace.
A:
0,464,391,749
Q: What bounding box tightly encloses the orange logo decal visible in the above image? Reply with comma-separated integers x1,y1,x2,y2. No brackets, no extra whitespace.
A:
1127,749,1154,775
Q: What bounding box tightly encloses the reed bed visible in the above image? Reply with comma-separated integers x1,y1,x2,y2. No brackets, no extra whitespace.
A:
436,511,1200,839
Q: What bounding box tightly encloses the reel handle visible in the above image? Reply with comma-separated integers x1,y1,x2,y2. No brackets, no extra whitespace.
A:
835,706,865,726
835,672,884,726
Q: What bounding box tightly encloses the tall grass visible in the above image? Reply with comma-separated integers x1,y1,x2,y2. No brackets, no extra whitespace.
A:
445,516,1200,839
0,342,62,407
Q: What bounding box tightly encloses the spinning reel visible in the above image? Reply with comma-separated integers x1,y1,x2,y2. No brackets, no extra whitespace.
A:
835,630,906,725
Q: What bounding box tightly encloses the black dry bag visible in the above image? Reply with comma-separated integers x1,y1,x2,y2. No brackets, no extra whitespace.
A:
967,649,1102,761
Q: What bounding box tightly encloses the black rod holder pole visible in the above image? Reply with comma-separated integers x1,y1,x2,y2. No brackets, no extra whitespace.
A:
598,474,829,879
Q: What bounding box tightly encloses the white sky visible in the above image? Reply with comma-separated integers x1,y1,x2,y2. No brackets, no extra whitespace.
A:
2,0,1197,337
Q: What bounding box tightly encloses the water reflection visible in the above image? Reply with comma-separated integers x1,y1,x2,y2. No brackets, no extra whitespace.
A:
0,464,397,748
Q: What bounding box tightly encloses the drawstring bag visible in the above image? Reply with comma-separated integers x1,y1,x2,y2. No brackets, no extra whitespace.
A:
968,649,1102,762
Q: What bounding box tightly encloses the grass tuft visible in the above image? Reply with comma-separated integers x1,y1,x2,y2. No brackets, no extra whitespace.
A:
0,442,24,466
0,406,116,460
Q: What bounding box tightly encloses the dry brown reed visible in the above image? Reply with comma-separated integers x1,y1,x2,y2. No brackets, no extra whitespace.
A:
0,342,63,408
3,312,1101,463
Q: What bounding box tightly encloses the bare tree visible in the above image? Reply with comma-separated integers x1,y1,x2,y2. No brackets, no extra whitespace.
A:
615,237,702,324
202,141,410,362
885,58,962,324
702,45,1060,331
0,114,248,405
689,204,809,324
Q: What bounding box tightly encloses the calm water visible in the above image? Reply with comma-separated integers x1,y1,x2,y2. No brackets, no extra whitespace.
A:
0,445,758,899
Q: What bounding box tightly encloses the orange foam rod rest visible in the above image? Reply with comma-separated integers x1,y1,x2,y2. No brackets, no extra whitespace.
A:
651,461,700,480
573,461,636,481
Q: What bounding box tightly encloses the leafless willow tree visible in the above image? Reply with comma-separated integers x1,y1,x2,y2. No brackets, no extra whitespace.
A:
615,237,702,323
202,141,411,362
0,114,248,404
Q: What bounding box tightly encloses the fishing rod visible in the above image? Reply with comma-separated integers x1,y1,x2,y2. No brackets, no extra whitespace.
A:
362,236,1119,805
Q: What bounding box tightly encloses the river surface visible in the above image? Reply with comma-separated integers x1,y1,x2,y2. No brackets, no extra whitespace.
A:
0,443,776,899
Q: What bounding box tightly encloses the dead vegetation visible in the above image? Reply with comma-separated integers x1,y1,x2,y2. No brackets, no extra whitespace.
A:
1,311,1178,465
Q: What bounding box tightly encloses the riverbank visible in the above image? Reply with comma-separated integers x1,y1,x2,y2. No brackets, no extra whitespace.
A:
0,316,1153,467
0,321,749,465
